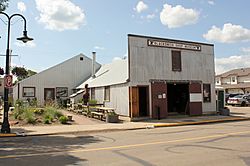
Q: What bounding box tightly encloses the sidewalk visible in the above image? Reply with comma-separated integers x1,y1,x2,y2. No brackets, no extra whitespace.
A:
1,114,249,137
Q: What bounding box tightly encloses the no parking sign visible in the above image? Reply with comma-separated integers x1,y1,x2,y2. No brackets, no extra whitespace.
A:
4,75,13,88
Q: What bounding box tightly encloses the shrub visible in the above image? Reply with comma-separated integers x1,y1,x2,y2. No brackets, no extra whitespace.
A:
33,108,44,115
44,114,53,122
54,110,63,119
43,118,50,124
89,99,97,105
59,116,68,124
24,109,36,124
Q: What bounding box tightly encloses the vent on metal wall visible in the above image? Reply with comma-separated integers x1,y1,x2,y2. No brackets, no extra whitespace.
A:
80,57,84,61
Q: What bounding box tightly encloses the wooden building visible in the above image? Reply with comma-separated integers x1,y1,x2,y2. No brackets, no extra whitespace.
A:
78,34,216,120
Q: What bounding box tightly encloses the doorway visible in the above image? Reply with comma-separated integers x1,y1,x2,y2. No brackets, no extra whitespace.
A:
167,83,189,115
139,87,149,117
44,88,55,102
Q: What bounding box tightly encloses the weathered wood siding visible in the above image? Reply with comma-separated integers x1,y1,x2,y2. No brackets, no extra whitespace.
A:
128,35,216,113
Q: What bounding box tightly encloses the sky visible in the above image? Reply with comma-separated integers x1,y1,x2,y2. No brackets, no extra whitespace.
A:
0,0,250,75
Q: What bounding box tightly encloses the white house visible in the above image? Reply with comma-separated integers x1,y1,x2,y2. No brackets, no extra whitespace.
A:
77,34,216,120
13,53,101,106
216,68,250,94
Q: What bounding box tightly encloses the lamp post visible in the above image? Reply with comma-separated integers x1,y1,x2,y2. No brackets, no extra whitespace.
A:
0,12,33,133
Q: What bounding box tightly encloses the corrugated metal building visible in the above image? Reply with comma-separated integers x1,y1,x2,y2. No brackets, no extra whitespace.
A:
13,53,101,106
78,34,216,120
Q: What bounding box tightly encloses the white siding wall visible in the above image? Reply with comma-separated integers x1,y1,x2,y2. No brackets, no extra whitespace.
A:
128,35,216,114
238,75,250,83
13,54,101,106
94,84,129,116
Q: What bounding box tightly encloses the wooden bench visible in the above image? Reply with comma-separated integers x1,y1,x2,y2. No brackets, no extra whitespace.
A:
91,111,104,120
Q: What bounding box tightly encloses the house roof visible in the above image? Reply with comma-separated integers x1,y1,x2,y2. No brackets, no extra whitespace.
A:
77,58,128,88
216,67,250,78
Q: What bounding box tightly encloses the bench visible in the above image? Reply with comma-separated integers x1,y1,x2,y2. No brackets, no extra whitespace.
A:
91,111,104,120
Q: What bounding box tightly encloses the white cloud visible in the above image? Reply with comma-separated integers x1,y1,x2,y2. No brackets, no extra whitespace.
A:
160,3,199,28
146,13,155,20
135,1,148,13
94,46,105,50
203,23,250,43
35,0,85,31
17,2,26,12
112,57,122,61
15,41,36,48
208,1,215,5
215,55,250,74
241,47,250,53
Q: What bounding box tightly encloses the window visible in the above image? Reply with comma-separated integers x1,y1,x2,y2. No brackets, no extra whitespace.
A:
203,84,211,102
231,76,236,83
104,86,110,101
91,88,95,100
23,87,35,97
56,87,68,97
172,50,182,71
80,57,83,61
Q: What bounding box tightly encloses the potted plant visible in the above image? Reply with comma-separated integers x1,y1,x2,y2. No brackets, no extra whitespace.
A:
106,111,119,123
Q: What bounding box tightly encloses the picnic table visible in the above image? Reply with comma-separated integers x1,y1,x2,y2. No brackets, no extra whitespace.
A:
90,106,115,120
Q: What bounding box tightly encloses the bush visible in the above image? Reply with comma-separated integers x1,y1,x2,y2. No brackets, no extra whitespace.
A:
88,99,97,105
54,110,63,119
33,108,44,115
43,118,50,124
59,116,68,124
24,109,36,124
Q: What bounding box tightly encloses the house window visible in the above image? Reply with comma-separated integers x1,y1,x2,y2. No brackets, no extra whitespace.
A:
172,50,182,71
91,88,95,100
203,84,211,102
23,87,35,97
231,76,236,83
104,86,110,101
56,87,68,97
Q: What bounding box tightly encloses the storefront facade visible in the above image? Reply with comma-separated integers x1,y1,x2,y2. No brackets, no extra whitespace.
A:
128,34,216,119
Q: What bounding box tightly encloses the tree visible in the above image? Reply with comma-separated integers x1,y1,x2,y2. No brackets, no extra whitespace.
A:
11,66,37,82
0,0,9,12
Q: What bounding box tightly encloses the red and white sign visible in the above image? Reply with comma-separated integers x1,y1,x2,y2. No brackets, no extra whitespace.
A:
4,75,13,88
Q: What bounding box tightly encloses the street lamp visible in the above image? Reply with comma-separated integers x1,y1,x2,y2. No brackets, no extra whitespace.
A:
0,12,33,133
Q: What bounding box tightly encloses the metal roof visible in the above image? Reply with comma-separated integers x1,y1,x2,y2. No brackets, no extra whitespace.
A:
77,58,128,88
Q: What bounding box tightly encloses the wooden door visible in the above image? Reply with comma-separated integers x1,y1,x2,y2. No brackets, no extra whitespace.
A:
44,88,55,101
129,87,139,118
189,82,202,115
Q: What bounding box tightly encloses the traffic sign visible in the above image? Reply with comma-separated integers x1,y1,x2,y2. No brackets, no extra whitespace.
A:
4,75,13,88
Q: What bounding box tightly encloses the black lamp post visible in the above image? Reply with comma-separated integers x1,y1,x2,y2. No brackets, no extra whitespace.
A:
0,12,33,133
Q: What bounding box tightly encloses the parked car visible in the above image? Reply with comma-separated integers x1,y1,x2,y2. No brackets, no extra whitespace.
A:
227,94,250,106
225,93,243,104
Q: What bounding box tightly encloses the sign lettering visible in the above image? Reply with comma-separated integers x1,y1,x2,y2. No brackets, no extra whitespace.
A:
148,39,201,51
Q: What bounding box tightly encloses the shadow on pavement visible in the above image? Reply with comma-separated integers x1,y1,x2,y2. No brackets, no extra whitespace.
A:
0,134,102,165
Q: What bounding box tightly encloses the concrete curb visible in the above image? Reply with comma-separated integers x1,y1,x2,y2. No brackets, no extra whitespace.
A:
153,117,250,128
1,117,250,137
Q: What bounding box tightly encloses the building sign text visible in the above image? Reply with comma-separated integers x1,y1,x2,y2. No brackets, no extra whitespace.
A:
148,39,201,51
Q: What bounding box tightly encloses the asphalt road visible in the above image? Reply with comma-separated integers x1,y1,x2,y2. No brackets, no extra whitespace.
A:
1,118,250,166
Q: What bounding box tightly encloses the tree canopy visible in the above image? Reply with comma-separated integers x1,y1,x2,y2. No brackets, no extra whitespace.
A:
0,0,9,12
11,66,37,81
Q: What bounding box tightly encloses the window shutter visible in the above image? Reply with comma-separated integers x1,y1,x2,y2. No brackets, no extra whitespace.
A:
172,50,181,71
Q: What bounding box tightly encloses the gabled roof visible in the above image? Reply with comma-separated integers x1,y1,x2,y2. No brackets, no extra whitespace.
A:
77,58,128,88
216,67,250,78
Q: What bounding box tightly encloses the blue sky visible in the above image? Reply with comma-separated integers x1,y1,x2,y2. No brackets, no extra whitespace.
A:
0,0,250,75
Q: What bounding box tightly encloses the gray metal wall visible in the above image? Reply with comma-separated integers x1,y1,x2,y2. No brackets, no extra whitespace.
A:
93,84,129,116
13,54,101,106
128,35,216,113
